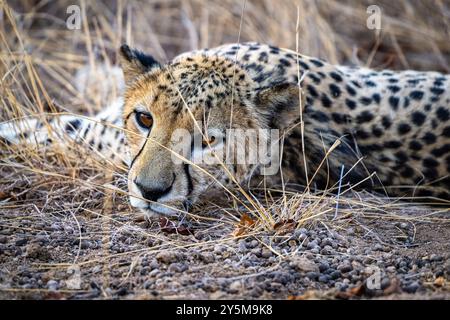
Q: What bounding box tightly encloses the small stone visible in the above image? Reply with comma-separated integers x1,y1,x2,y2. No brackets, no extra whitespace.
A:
116,287,128,296
399,222,408,229
319,262,330,272
430,254,442,262
404,281,420,293
200,252,215,263
249,240,259,248
46,280,59,291
143,280,153,289
0,236,7,244
168,263,187,273
80,240,90,249
15,238,27,246
260,249,272,258
238,240,247,252
318,275,330,283
381,278,391,290
386,266,396,273
330,270,341,280
338,263,353,273
373,244,384,251
229,280,241,293
149,269,160,277
306,271,319,280
156,251,178,264
307,240,319,250
290,257,319,273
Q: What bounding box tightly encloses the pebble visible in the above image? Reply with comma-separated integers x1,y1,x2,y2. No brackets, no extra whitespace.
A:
149,269,160,277
338,263,353,273
15,238,27,246
156,251,179,264
260,249,272,258
290,257,319,273
229,280,241,293
318,275,330,283
143,280,153,289
0,236,7,244
116,287,128,296
168,263,187,273
46,280,59,291
306,271,319,280
80,240,91,249
404,281,420,293
319,262,330,272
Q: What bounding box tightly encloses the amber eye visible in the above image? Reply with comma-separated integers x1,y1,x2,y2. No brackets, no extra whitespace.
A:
202,135,216,148
135,112,153,130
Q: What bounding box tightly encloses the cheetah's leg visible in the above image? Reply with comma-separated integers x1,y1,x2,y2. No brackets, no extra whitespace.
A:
0,98,129,166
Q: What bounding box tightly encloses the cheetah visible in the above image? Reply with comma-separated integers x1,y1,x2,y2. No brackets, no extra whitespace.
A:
1,42,449,217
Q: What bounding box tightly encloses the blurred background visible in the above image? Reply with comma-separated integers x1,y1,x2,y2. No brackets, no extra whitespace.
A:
2,0,450,116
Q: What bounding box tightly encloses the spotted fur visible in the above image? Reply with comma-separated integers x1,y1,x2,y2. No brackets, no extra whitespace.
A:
1,42,449,217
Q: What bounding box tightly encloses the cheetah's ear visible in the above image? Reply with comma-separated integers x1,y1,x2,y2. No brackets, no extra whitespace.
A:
119,44,161,82
255,83,304,130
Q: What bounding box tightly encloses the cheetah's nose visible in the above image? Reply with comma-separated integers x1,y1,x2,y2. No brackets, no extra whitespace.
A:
134,175,175,202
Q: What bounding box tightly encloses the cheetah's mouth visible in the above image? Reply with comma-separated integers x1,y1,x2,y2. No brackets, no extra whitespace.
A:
140,203,180,218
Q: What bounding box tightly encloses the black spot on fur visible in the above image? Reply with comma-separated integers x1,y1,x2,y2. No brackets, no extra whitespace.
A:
346,85,356,96
388,96,400,110
329,72,343,82
355,129,370,139
430,87,444,96
423,157,439,168
422,132,437,144
436,107,450,122
321,94,332,108
397,123,411,135
400,166,415,178
411,111,426,126
384,140,402,149
403,98,410,109
443,126,450,137
65,119,81,133
329,84,341,97
279,58,291,67
345,99,356,110
308,73,321,84
311,111,330,123
409,90,424,100
307,85,319,98
372,93,381,104
431,144,450,157
359,97,372,106
409,140,423,151
310,59,324,67
387,85,401,93
372,126,383,137
331,113,349,124
356,111,374,123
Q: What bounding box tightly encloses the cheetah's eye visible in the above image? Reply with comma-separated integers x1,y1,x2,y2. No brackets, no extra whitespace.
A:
135,112,153,130
201,135,216,148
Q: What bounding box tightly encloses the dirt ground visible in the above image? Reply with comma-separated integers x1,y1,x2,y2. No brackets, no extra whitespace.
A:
0,190,448,300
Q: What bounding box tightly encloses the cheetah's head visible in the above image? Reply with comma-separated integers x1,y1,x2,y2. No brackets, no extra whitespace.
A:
119,45,300,218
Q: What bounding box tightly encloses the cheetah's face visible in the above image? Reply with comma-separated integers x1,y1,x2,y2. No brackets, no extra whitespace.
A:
119,45,300,218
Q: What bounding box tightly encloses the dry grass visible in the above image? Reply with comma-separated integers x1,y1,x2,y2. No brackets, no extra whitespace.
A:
0,0,449,298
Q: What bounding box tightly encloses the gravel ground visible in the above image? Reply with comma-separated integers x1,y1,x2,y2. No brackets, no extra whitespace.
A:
0,194,449,300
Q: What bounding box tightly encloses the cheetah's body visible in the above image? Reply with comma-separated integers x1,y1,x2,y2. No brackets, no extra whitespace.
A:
180,43,450,200
2,42,449,214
